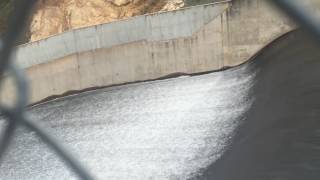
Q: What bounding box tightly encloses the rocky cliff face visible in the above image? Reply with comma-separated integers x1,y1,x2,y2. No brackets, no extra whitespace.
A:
28,0,184,42
1,0,221,42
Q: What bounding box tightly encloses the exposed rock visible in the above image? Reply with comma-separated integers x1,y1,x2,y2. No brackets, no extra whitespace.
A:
0,0,194,42
111,0,131,6
28,0,185,42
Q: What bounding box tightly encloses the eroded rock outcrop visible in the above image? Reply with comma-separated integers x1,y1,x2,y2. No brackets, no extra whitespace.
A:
29,0,184,42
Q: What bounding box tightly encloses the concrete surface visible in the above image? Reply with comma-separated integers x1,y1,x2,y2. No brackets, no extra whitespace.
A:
14,2,230,69
1,30,320,179
1,53,255,179
0,0,296,104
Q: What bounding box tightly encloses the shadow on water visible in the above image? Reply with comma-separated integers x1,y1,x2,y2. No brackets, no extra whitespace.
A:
198,29,320,180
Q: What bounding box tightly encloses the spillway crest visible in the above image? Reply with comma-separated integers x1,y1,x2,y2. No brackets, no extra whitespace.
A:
1,30,320,180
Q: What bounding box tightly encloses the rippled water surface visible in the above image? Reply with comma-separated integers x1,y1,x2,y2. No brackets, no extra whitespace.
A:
0,69,254,180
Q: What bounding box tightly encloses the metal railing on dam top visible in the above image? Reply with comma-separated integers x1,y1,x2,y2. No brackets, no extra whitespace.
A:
0,0,319,179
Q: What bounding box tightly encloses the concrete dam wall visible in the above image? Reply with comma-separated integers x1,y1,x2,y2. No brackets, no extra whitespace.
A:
2,29,320,180
2,0,295,104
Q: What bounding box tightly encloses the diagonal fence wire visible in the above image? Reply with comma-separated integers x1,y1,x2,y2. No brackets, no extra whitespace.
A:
0,0,94,179
270,0,320,43
0,0,319,180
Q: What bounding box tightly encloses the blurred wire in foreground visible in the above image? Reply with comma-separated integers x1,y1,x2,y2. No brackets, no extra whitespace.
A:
0,0,94,179
271,0,320,43
0,0,319,180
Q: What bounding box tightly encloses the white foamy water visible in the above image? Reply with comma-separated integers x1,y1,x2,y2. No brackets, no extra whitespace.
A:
0,68,255,180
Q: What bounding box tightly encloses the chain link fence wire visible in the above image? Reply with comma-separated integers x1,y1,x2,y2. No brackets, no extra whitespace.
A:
0,0,319,180
0,0,94,179
270,0,320,44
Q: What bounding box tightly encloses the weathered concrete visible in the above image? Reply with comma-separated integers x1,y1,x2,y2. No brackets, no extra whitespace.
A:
2,30,320,180
3,0,296,103
14,2,230,69
0,57,254,180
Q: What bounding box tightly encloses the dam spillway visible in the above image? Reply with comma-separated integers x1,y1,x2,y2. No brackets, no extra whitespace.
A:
1,30,320,179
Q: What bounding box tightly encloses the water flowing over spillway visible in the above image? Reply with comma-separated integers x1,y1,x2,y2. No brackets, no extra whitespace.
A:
1,30,320,179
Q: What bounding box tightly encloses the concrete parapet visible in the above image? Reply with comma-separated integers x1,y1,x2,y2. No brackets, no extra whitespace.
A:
2,0,296,104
